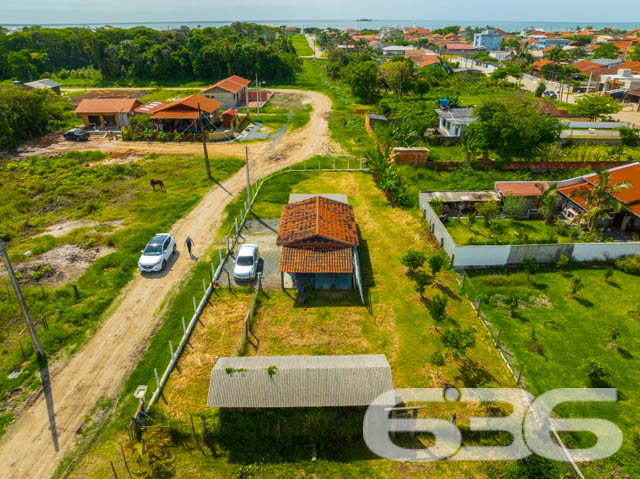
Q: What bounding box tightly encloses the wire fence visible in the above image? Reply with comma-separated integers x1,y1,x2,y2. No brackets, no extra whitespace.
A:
457,270,584,479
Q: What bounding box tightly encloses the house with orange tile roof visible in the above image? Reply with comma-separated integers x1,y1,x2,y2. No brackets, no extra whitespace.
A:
150,94,223,132
556,163,640,231
276,195,362,295
74,98,143,128
202,75,251,109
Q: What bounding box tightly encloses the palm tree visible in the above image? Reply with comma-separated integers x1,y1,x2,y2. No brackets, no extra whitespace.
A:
538,183,558,225
569,170,632,232
512,42,534,69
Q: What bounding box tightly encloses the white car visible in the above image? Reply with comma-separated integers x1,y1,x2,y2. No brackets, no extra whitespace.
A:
138,233,176,273
233,244,260,282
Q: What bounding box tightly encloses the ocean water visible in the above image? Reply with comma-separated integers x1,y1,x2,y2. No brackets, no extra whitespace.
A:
4,19,640,33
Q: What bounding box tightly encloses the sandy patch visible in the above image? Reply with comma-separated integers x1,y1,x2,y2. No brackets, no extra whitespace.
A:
0,244,115,287
35,218,125,238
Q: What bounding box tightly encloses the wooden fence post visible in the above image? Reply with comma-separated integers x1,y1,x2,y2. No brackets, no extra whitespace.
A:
120,443,132,479
193,296,197,313
202,278,206,294
517,365,524,386
495,330,501,348
169,340,174,359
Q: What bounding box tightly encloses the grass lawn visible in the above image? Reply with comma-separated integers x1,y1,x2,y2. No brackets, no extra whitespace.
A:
0,152,244,435
445,218,578,245
61,170,574,478
290,34,314,56
464,266,640,478
268,59,371,156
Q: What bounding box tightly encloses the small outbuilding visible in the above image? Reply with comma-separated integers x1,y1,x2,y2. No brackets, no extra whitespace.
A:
207,354,393,408
435,107,476,137
23,78,62,94
420,190,500,216
222,108,238,128
495,182,550,215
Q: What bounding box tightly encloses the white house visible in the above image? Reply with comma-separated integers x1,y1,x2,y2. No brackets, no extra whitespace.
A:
201,75,251,109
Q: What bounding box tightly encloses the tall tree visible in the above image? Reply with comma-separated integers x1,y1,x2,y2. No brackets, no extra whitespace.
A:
593,43,620,59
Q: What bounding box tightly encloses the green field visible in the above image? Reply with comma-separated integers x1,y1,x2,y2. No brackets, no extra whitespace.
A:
290,33,314,56
464,266,640,478
65,168,557,478
0,152,244,436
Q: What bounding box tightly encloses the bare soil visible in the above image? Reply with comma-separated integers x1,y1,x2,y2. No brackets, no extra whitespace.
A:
35,219,125,238
0,88,337,479
0,244,115,288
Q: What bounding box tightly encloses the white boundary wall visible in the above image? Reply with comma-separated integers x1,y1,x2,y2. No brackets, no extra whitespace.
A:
420,199,640,268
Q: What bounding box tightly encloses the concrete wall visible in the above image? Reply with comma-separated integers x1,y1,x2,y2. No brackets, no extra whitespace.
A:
420,199,456,257
419,197,640,268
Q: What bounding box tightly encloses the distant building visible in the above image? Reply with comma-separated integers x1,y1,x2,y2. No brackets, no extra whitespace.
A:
23,79,62,94
435,107,476,138
74,98,142,128
473,30,502,51
382,45,414,56
201,75,251,109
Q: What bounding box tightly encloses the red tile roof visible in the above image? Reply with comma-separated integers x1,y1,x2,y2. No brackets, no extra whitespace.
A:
75,98,142,114
558,163,640,217
223,108,238,116
280,246,353,274
496,182,549,197
445,42,476,50
202,75,250,94
134,101,167,114
277,196,359,247
419,56,440,67
533,59,554,70
151,94,222,120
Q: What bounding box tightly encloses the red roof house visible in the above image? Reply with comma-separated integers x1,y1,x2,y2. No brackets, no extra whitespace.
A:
277,196,360,291
202,75,251,108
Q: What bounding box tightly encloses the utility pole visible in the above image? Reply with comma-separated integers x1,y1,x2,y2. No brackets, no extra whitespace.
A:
245,147,251,206
0,238,45,358
198,103,212,179
255,74,261,122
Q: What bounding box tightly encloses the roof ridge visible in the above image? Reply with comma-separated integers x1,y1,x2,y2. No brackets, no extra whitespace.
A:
315,196,320,236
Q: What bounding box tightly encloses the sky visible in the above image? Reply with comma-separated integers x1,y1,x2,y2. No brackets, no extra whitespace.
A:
1,0,639,25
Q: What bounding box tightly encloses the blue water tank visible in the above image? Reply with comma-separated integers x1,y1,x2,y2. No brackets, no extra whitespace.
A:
439,99,449,108
13,80,21,86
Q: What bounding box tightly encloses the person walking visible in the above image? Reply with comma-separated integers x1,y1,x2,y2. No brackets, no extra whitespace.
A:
185,236,195,257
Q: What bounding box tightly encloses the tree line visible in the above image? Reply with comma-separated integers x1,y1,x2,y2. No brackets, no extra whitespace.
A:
0,23,301,83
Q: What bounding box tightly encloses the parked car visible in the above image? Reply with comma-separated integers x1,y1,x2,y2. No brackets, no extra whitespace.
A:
63,128,90,141
138,233,176,273
542,90,557,99
233,244,260,283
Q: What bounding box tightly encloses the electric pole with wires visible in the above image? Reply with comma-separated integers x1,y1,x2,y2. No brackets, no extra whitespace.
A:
198,103,212,179
0,238,45,358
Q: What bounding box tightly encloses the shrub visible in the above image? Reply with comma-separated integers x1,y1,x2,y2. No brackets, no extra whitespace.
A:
428,294,448,322
413,270,432,297
428,254,446,277
476,201,500,226
556,254,570,270
609,327,621,342
583,359,611,385
615,255,640,275
502,194,528,219
430,197,444,215
442,327,476,358
430,351,445,366
570,278,584,295
604,266,613,282
401,249,427,272
522,258,539,277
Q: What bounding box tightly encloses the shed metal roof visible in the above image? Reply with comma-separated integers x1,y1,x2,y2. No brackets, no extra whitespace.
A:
420,190,499,203
207,355,393,408
24,79,62,89
434,107,477,125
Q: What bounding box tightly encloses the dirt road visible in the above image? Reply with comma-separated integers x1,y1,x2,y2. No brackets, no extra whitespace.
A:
0,89,337,479
304,34,324,58
15,89,338,160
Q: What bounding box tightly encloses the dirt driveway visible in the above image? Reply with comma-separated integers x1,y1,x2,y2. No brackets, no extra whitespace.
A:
14,89,339,161
0,88,338,479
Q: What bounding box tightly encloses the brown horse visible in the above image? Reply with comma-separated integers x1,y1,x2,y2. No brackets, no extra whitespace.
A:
150,179,166,192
